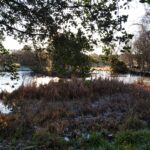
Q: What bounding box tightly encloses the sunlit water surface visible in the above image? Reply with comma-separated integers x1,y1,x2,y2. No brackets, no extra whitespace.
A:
0,67,150,114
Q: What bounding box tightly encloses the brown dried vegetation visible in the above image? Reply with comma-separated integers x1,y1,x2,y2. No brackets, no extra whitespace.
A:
0,78,150,147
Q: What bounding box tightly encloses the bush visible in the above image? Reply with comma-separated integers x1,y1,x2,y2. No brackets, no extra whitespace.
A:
110,57,128,74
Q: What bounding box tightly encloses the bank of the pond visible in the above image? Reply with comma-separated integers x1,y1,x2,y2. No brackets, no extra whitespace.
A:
0,77,150,149
0,66,150,116
1,67,150,93
129,70,150,76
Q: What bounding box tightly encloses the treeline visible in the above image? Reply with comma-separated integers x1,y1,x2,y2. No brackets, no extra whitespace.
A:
11,46,52,75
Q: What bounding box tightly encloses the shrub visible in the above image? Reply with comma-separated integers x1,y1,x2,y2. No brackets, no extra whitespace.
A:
110,57,128,74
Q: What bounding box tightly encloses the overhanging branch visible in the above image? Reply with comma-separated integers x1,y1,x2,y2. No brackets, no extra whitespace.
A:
0,21,48,36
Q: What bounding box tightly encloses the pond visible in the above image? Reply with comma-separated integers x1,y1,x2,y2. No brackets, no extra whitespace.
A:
0,66,59,93
90,70,150,85
0,67,150,114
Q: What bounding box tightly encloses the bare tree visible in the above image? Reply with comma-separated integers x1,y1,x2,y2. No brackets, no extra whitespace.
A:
134,23,150,71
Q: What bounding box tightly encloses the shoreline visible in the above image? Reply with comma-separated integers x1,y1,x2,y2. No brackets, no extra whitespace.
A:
0,78,150,149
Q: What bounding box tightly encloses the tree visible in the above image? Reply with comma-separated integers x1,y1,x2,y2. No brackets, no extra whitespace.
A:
133,26,150,71
47,31,91,77
133,7,150,71
22,45,32,51
120,51,134,69
0,0,134,76
102,44,128,73
0,35,18,79
0,34,7,54
89,53,101,64
110,56,128,73
140,0,150,4
0,0,133,45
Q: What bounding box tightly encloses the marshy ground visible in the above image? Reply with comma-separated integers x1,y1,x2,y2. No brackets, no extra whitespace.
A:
0,78,150,149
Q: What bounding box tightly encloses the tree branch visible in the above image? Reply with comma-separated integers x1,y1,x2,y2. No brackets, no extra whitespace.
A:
0,21,48,36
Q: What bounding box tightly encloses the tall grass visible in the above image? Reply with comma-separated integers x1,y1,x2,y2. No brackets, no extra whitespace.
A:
1,77,150,149
4,78,133,102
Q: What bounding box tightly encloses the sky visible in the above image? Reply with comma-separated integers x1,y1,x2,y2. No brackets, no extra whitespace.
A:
122,0,147,33
2,0,148,52
94,0,148,54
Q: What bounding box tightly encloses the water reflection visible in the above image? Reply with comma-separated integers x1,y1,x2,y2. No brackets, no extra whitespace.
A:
0,67,60,93
0,69,150,93
0,68,150,114
91,70,150,84
0,101,11,114
0,70,32,93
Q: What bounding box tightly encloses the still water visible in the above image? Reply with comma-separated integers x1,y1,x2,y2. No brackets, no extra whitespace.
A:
0,67,150,114
90,70,150,84
0,67,59,93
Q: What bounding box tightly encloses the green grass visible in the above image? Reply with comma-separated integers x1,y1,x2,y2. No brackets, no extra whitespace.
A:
78,130,150,150
3,129,150,149
115,130,150,150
